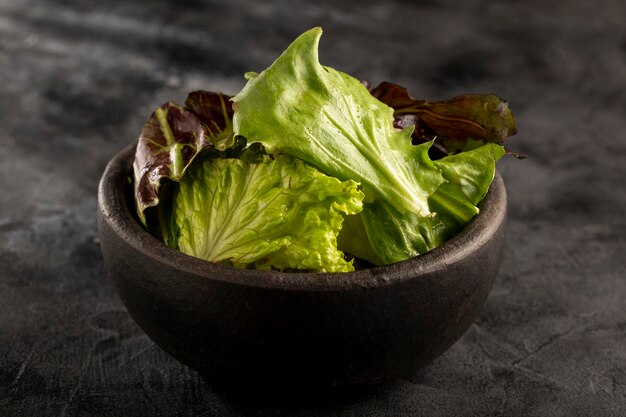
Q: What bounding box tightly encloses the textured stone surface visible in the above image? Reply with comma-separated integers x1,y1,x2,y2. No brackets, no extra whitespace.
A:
1,0,625,415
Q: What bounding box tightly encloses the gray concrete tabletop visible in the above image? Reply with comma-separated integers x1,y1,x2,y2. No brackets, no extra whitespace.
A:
1,0,625,415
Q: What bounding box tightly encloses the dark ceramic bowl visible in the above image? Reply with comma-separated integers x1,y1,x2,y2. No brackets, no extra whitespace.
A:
97,144,507,387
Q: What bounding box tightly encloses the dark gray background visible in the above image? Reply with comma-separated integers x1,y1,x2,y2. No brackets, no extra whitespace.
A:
1,0,625,415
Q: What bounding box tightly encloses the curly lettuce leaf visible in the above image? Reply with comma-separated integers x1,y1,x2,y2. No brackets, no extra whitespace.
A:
172,155,364,272
370,81,516,154
232,27,444,218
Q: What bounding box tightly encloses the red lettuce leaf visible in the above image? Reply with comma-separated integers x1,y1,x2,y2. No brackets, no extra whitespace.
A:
133,102,208,226
184,91,235,151
133,91,234,227
370,81,517,155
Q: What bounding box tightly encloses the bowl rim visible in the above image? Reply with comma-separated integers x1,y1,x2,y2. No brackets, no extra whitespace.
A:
98,143,507,291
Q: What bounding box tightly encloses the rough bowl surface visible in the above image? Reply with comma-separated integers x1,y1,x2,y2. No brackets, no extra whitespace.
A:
97,144,507,387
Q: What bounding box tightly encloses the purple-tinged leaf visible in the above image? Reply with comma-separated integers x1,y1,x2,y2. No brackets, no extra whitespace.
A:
184,91,235,150
370,81,517,154
132,102,209,226
133,91,237,228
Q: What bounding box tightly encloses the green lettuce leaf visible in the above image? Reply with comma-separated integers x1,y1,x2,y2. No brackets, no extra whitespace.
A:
172,155,364,272
232,27,444,218
338,143,505,265
339,197,445,266
429,142,505,237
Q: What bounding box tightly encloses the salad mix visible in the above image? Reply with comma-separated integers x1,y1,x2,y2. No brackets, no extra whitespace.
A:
132,28,517,272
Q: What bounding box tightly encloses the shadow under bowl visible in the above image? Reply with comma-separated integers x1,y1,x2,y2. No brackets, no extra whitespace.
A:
97,144,507,387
